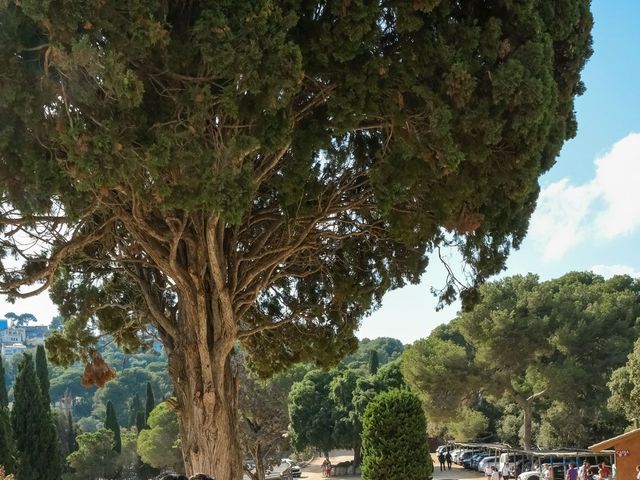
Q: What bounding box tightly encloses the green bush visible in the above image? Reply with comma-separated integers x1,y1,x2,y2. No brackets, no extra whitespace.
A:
361,389,433,480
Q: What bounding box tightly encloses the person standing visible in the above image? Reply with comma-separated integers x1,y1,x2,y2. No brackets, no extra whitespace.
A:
492,466,500,480
446,451,453,470
438,451,446,471
598,462,611,480
501,462,512,480
578,461,591,480
485,462,494,480
566,462,579,480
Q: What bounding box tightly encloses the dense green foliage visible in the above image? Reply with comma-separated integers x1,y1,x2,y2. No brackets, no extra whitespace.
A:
129,394,142,429
288,356,404,464
367,350,379,375
0,408,15,474
66,429,121,480
403,272,640,448
608,338,640,424
341,337,404,369
145,382,155,423
11,354,61,480
0,356,7,409
361,389,432,480
136,402,183,473
0,0,591,374
104,401,121,454
35,346,51,407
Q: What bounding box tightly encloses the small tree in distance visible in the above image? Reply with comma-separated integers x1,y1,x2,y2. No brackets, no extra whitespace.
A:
367,350,379,375
104,401,121,454
361,389,432,480
145,382,155,423
35,346,51,408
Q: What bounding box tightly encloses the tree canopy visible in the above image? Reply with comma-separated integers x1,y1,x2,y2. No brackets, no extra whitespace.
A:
403,272,640,449
0,1,593,477
137,402,183,474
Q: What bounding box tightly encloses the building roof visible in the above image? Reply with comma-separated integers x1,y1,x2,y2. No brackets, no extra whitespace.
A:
590,428,640,452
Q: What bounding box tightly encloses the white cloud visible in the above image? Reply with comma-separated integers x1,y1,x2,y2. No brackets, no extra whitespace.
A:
590,264,640,278
529,132,640,260
528,179,595,260
593,134,640,237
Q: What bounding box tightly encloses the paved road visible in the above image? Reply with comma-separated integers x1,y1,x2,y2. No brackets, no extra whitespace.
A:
296,451,485,480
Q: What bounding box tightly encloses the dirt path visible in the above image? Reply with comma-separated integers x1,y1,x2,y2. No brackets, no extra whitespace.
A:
296,451,485,480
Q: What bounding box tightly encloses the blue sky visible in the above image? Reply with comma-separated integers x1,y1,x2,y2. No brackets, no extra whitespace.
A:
1,1,639,346
359,0,640,343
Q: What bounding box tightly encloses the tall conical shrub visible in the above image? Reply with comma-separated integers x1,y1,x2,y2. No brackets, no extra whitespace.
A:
129,393,141,428
145,382,155,422
0,355,8,409
361,389,432,480
136,411,146,433
0,406,15,474
11,353,61,480
35,345,51,407
104,400,122,453
368,350,380,375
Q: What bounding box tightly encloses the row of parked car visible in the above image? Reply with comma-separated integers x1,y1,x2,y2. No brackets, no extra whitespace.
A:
435,446,533,476
436,445,612,480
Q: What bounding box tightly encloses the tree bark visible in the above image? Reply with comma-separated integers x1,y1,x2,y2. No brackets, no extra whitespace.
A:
353,443,361,467
167,291,242,480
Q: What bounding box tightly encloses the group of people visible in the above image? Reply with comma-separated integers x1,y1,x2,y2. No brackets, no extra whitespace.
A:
484,462,513,480
561,461,612,480
437,451,453,471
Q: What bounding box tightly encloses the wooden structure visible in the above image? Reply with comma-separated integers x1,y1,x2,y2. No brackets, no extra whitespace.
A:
590,428,640,480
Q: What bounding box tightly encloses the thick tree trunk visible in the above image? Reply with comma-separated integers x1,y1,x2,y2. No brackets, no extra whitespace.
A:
166,292,243,480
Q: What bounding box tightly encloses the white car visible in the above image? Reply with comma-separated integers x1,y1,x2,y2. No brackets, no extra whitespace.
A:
478,456,499,472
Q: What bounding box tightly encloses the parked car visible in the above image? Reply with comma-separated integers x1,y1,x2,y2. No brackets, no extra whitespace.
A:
281,459,301,478
478,456,499,472
466,453,490,470
459,450,483,465
518,465,566,480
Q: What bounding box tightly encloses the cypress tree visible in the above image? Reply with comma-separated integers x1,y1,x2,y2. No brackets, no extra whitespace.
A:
35,345,51,407
0,355,8,408
67,412,77,454
0,406,15,474
11,353,61,480
104,400,122,454
136,411,146,433
361,389,432,480
129,393,142,428
145,382,155,422
368,350,380,375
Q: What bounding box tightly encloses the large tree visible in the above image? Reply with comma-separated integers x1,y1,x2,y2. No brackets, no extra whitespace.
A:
608,338,640,427
403,272,640,449
11,354,61,480
0,1,592,478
